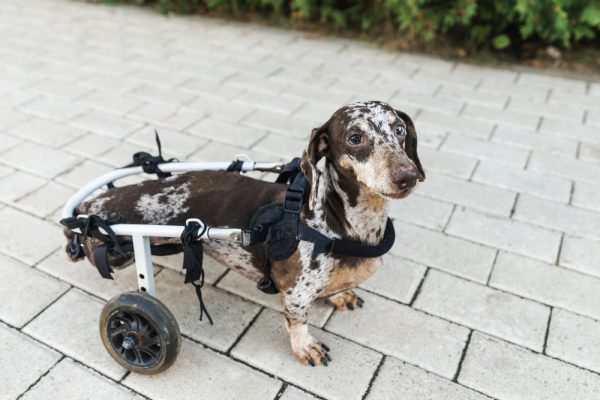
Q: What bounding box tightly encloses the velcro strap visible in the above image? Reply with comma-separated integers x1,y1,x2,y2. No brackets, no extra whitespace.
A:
180,221,213,324
94,245,114,280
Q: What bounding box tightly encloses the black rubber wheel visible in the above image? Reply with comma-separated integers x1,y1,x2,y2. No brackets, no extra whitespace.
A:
100,291,180,374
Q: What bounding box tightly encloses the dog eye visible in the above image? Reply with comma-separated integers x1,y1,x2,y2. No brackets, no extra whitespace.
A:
348,134,363,145
395,125,406,137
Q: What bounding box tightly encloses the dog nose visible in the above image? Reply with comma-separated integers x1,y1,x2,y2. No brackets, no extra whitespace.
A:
394,169,418,189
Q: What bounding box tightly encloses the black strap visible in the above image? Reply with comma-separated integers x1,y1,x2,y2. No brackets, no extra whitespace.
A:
298,218,396,258
123,131,177,178
275,157,302,184
180,221,213,325
226,159,244,172
256,256,278,294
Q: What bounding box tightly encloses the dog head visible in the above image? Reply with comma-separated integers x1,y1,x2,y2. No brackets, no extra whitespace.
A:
301,101,425,207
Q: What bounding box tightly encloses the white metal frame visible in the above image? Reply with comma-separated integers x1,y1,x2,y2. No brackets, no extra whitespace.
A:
61,160,283,296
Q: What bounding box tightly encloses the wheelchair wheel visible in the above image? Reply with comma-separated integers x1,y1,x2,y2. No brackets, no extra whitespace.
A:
99,291,180,374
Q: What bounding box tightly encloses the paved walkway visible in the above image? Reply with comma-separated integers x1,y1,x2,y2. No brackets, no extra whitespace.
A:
1,0,600,399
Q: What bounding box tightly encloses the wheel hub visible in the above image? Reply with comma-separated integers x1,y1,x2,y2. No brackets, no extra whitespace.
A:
106,310,162,367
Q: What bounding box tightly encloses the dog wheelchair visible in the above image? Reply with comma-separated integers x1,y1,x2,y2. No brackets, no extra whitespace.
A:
61,151,287,374
60,136,395,374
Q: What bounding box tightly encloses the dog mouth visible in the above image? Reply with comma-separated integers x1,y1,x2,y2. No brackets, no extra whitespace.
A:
381,188,414,199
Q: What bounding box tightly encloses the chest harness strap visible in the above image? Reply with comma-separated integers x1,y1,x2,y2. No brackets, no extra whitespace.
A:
253,167,396,295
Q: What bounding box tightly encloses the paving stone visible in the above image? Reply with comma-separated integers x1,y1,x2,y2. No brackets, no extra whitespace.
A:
447,207,561,263
127,102,178,125
127,127,207,159
28,78,92,101
417,111,495,140
508,97,583,123
518,72,587,93
540,117,600,145
438,85,508,109
0,207,62,264
97,141,154,167
392,221,496,283
572,181,600,212
388,194,453,230
490,252,600,320
154,268,261,352
528,152,600,183
70,110,144,138
187,117,267,148
0,170,47,203
0,253,69,328
0,323,60,400
23,288,128,380
417,148,478,179
492,125,578,157
546,309,600,374
459,332,600,400
463,104,540,130
186,97,255,123
416,172,516,217
415,270,549,351
232,309,382,400
178,78,244,101
127,83,196,107
241,109,318,139
15,181,75,217
407,121,447,149
78,72,141,93
20,96,88,122
367,356,491,400
55,159,114,189
158,108,204,131
8,117,86,147
216,270,333,327
21,358,143,400
36,249,152,301
579,142,600,164
559,235,600,278
280,386,319,400
234,91,304,115
251,132,306,158
513,194,600,240
442,134,529,167
391,91,464,115
63,132,121,157
191,141,273,164
0,131,22,153
472,161,571,203
1,141,81,178
78,90,144,115
360,254,426,304
125,337,281,400
326,289,469,379
0,107,29,131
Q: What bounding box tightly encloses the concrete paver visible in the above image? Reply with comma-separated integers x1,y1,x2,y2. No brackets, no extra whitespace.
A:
1,0,600,398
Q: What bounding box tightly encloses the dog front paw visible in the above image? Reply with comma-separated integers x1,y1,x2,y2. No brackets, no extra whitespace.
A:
327,290,364,311
292,335,331,367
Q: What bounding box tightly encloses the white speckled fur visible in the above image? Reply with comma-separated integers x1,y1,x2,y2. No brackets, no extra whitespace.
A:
135,183,190,224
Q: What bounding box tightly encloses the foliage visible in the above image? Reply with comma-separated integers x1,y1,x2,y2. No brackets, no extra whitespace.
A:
98,0,600,50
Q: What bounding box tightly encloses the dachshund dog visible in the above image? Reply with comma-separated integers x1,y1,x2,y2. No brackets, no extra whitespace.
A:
68,101,425,366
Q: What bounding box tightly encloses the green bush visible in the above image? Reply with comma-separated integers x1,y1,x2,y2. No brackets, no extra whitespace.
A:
101,0,600,50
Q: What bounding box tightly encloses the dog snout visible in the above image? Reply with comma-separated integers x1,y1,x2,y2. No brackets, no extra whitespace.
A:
393,168,418,189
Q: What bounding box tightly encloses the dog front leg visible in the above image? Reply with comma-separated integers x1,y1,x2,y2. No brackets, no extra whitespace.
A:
326,290,364,311
282,294,331,366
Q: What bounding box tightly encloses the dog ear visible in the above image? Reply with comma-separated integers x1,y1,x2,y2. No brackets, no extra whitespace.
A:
301,121,329,210
395,109,425,181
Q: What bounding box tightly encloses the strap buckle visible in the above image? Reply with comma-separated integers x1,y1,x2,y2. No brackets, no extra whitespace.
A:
283,189,304,213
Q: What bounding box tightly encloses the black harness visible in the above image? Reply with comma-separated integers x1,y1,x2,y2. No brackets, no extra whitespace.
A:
249,161,395,293
60,147,396,324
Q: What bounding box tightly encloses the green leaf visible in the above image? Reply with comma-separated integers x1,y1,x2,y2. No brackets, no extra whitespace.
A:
492,34,511,49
